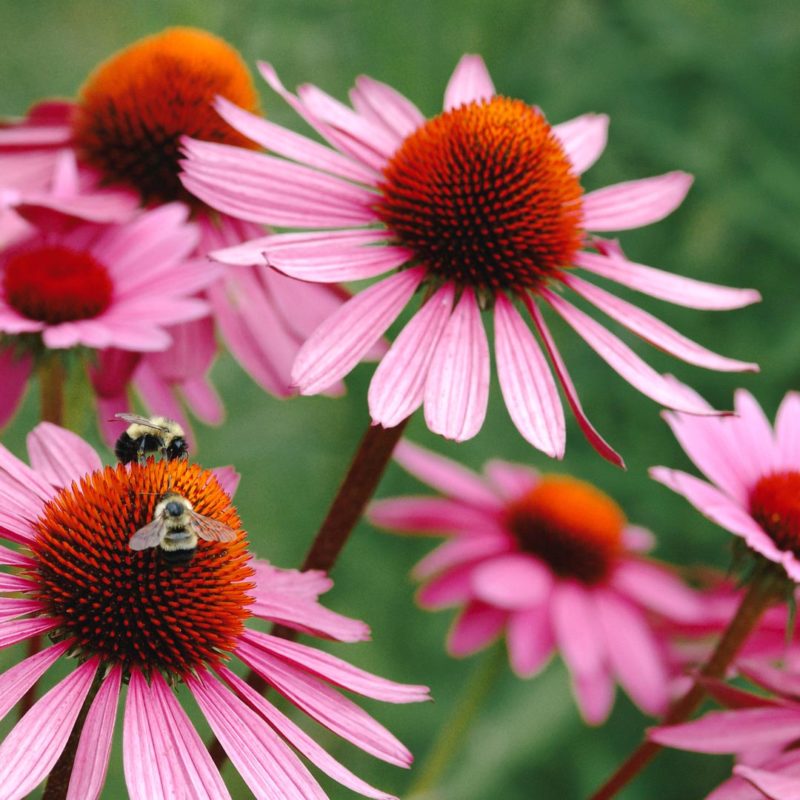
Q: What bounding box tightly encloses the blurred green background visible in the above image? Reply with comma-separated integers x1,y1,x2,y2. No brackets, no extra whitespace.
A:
1,0,798,797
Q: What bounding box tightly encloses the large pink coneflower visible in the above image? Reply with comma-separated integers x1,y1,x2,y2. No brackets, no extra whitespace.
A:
652,390,800,583
181,54,759,463
368,441,701,723
0,27,351,399
0,423,428,799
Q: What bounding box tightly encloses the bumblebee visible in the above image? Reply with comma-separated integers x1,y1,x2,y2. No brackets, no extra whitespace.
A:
129,492,236,566
114,414,188,464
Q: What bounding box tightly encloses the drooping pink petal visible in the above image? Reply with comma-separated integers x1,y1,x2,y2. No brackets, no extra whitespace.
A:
707,775,773,800
26,422,102,488
368,496,502,536
551,581,606,678
0,543,36,568
735,766,800,800
412,535,512,580
417,564,477,609
242,630,429,703
552,113,609,175
0,347,31,427
187,669,326,800
482,459,539,501
0,658,98,800
250,561,332,599
368,283,454,428
738,661,800,702
217,666,396,800
351,75,426,140
733,389,781,478
775,392,800,471
581,171,693,231
0,616,58,648
611,559,704,622
424,288,491,442
470,554,553,610
494,295,565,457
293,267,424,395
575,250,761,310
447,600,507,656
0,573,36,593
236,638,414,767
543,289,715,415
506,605,555,678
573,669,615,725
444,55,496,110
0,597,45,621
524,296,624,468
67,666,121,800
0,640,71,723
564,274,758,372
392,440,502,509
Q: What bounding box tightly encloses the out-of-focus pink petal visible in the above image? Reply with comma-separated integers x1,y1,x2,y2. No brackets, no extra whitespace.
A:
776,392,800,471
418,564,476,609
611,559,703,622
470,554,552,610
551,582,605,677
494,295,565,457
368,284,454,428
66,666,121,800
412,535,512,580
447,600,507,656
26,422,102,487
575,250,761,310
622,525,655,552
424,288,490,442
574,669,615,725
482,459,539,501
293,268,424,395
738,662,800,702
735,766,800,800
210,466,240,499
0,348,31,427
0,658,98,800
368,496,501,535
444,55,496,110
553,113,609,175
393,440,501,509
707,776,773,800
188,669,326,800
507,605,555,678
581,171,693,231
0,640,71,722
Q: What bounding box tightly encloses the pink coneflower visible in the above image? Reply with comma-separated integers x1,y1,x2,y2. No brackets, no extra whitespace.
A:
181,54,759,462
0,423,428,799
651,663,800,799
651,390,800,583
0,27,352,399
368,441,701,723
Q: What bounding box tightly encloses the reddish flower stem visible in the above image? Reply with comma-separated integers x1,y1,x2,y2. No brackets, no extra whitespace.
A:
209,417,410,769
589,569,782,800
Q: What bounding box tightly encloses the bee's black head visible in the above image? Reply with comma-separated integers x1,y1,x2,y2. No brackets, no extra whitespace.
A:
165,437,189,461
165,500,185,517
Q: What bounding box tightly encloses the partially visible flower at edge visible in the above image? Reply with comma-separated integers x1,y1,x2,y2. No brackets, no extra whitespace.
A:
368,440,704,724
0,422,428,800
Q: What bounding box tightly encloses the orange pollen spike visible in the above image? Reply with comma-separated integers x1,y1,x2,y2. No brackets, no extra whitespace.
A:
71,26,260,207
505,476,625,585
749,471,800,556
375,96,584,292
29,459,254,678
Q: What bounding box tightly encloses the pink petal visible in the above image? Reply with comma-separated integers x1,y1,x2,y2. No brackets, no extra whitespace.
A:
368,496,502,535
470,554,553,610
424,288,491,442
351,75,425,139
0,348,31,427
67,666,121,800
0,544,36,568
0,597,45,621
581,171,693,231
650,707,800,752
551,581,606,677
217,666,395,800
733,389,780,478
293,268,424,395
565,274,758,372
0,640,71,723
494,295,565,457
543,289,716,415
418,564,476,609
506,605,555,678
444,55,495,110
552,113,609,175
775,392,800,471
611,559,704,622
392,439,501,509
249,594,369,643
250,561,331,599
575,250,761,310
242,630,429,703
368,284,454,428
738,661,800,702
595,590,668,715
0,573,36,593
524,297,624,467
0,659,98,799
735,766,800,800
236,638,414,767
574,669,615,725
26,422,102,487
482,459,539,501
708,775,773,800
447,600,507,656
0,616,57,648
187,669,326,800
412,535,512,580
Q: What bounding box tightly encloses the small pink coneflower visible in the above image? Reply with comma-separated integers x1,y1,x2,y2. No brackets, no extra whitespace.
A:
0,423,428,799
182,54,759,462
652,390,800,583
369,441,701,723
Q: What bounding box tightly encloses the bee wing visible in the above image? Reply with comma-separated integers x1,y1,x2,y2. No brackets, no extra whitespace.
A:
129,517,166,550
189,510,237,543
115,413,169,433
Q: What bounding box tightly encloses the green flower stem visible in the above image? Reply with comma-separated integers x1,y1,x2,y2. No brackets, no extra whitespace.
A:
589,567,784,800
406,643,507,798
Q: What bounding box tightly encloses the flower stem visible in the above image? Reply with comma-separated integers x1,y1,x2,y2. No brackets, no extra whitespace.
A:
209,416,410,769
41,668,104,800
406,643,507,798
589,568,783,800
